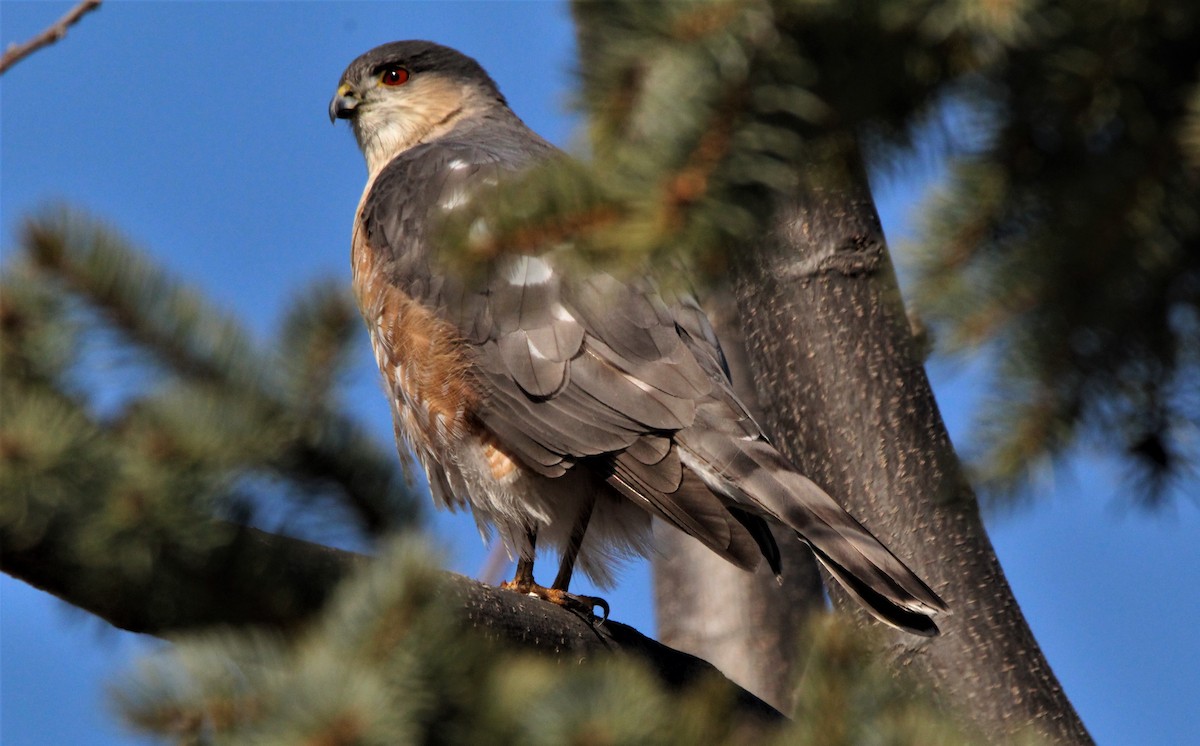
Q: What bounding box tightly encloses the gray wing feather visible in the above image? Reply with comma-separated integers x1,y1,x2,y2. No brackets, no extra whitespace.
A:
607,460,770,571
568,347,696,430
625,434,671,464
489,259,584,397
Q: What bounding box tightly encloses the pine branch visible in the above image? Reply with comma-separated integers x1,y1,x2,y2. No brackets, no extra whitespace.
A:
16,208,419,534
906,1,1200,503
276,280,360,411
23,209,266,392
0,521,784,724
1,519,351,634
0,0,102,75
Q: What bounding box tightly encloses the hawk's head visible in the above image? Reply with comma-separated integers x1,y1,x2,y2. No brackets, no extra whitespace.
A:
329,41,506,174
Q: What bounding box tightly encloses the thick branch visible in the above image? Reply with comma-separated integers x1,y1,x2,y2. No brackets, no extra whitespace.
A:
2,519,360,634
0,0,102,75
731,147,1092,744
2,520,782,724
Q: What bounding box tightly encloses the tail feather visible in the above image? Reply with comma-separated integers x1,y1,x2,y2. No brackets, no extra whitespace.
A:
678,430,947,636
727,505,782,578
810,545,942,636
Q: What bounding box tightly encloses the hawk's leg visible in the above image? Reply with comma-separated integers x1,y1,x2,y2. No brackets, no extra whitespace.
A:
499,521,608,622
551,496,593,590
500,525,539,593
552,496,608,621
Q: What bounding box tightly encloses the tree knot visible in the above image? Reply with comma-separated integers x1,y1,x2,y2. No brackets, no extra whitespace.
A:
817,233,882,277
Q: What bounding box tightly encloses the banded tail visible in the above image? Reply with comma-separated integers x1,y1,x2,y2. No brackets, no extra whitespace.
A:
678,426,948,636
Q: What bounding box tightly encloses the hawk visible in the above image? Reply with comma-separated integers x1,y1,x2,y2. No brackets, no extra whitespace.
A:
330,41,947,635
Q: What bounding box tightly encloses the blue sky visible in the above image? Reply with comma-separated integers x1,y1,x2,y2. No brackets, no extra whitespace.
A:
1,3,1196,744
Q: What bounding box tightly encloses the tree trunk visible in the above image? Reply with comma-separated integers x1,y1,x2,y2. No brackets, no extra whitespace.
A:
729,147,1092,744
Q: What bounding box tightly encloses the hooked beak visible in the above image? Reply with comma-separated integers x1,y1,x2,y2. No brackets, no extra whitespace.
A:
329,83,359,123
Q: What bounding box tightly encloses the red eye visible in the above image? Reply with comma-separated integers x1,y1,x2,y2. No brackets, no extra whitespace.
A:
380,66,409,86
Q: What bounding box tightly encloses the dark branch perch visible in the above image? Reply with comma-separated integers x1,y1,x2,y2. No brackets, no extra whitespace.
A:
1,0,103,75
2,520,783,724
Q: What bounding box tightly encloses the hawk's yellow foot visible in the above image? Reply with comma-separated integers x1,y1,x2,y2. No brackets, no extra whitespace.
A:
499,578,610,622
500,556,609,621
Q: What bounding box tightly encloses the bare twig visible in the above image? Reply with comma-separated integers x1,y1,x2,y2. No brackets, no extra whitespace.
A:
0,0,102,75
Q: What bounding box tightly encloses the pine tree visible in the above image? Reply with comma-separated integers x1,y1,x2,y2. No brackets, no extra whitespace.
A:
907,0,1200,506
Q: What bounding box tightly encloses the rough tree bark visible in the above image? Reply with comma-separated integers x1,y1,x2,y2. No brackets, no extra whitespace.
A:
726,146,1092,744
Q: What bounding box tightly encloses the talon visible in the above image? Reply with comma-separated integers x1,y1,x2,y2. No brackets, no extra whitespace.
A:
499,578,529,594
581,595,609,623
557,591,609,624
499,581,609,622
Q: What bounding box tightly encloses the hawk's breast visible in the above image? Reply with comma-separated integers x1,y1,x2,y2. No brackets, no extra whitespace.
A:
352,221,477,459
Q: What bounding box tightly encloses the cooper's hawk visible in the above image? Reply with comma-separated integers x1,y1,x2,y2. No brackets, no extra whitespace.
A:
330,41,947,634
